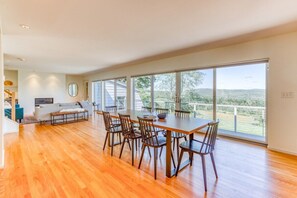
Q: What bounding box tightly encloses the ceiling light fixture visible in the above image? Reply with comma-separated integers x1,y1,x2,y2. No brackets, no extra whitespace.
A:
19,24,30,29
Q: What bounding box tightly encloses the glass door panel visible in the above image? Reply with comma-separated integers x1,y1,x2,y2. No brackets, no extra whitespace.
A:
104,80,115,107
216,63,266,141
153,73,176,112
92,81,102,110
180,69,213,119
133,76,152,110
116,78,127,110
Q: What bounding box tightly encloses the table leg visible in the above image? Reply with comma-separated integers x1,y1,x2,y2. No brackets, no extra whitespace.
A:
166,130,172,177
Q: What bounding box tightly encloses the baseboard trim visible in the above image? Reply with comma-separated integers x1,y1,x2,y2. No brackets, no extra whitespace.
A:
0,148,4,169
267,146,297,156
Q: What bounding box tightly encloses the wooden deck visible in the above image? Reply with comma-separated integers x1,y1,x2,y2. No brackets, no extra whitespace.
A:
1,115,297,197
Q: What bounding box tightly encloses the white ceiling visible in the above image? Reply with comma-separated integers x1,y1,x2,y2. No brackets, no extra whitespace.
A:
1,0,297,74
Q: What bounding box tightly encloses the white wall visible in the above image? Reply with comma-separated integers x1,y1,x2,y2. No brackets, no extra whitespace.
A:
18,71,67,115
4,69,18,98
86,31,297,155
18,71,85,115
65,75,84,102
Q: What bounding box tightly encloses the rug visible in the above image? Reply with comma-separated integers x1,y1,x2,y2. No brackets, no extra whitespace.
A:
21,115,39,125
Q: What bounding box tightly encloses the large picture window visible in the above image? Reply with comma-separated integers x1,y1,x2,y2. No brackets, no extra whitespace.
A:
132,62,267,142
92,78,127,110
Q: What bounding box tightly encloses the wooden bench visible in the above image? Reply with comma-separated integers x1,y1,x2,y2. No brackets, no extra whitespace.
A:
50,110,89,125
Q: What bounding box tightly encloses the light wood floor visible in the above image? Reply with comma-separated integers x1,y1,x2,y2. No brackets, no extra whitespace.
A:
1,115,297,197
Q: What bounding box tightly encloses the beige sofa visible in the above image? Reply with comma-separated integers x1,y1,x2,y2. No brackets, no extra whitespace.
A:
34,101,92,122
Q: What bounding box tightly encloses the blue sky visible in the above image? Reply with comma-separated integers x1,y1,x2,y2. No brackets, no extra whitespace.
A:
197,63,266,89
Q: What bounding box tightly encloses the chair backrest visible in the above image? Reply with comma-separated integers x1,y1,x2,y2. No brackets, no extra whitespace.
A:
175,110,190,118
105,105,117,112
138,117,159,146
155,108,169,114
102,111,113,131
119,113,135,137
142,106,153,112
200,121,219,153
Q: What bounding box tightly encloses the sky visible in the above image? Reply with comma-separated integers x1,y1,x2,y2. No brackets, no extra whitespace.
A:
197,63,266,90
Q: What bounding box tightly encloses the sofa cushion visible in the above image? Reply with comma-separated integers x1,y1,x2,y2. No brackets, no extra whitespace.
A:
39,103,60,109
58,102,80,110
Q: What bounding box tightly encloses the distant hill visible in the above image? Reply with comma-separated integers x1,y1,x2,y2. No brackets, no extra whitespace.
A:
196,88,265,100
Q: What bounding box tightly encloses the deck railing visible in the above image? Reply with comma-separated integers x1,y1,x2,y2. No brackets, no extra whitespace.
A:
154,101,266,137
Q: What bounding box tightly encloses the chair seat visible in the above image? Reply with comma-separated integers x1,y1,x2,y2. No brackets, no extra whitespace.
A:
179,140,211,154
172,132,186,138
110,126,122,133
145,136,166,147
162,131,186,138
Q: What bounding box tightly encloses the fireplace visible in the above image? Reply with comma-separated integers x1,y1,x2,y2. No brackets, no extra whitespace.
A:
35,98,54,107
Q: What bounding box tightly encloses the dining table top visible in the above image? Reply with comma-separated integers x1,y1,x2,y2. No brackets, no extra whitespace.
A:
107,109,211,134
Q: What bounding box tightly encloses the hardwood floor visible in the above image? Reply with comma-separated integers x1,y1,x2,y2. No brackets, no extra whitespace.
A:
1,115,297,197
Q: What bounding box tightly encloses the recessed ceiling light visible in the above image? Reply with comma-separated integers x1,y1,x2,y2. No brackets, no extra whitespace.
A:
19,24,30,29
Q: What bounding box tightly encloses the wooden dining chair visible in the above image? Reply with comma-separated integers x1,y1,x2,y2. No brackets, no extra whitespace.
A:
137,117,176,179
172,110,190,157
118,114,143,166
105,105,121,126
175,121,219,192
159,110,190,159
102,111,122,156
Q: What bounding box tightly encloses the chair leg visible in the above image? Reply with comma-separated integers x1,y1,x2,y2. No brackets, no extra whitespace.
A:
175,149,184,176
147,146,151,158
210,153,218,178
201,155,208,191
173,138,176,151
132,139,135,166
138,145,145,169
189,152,194,166
154,148,158,179
176,138,180,161
159,147,163,157
103,132,109,151
135,139,137,151
127,139,131,150
111,133,115,156
119,133,122,144
119,137,126,159
171,149,176,169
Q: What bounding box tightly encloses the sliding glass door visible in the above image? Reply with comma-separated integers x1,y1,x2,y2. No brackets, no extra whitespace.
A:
104,80,115,106
92,81,102,110
116,78,127,110
153,73,176,112
131,62,267,142
133,75,152,110
216,63,266,141
180,69,213,120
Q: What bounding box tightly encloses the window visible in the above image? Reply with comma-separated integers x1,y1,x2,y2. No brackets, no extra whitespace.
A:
133,75,152,110
153,73,176,112
180,69,213,120
104,80,115,107
92,78,127,110
116,78,127,110
92,81,102,109
216,63,266,141
132,62,267,142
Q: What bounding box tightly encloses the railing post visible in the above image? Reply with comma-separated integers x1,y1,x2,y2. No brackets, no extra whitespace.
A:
262,109,265,136
234,106,237,132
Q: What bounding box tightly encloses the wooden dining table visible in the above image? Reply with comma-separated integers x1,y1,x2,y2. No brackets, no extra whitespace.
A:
108,109,211,178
